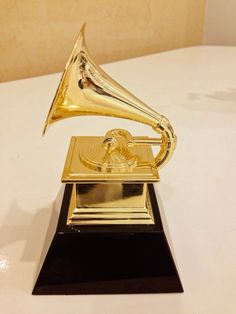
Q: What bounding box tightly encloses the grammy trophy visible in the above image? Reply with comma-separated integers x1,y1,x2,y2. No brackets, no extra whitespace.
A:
33,24,183,294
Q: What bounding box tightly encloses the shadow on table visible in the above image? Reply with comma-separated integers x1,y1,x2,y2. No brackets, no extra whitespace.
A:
188,87,236,113
0,186,64,293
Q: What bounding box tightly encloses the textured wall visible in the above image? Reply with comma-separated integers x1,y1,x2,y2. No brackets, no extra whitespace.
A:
204,0,236,46
0,0,206,82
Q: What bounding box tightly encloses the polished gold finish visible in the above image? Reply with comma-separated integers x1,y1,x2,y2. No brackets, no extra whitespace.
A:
62,135,159,183
43,25,177,226
67,183,154,225
43,24,176,169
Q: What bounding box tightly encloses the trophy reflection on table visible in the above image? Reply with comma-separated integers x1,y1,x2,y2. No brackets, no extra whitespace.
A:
33,24,183,294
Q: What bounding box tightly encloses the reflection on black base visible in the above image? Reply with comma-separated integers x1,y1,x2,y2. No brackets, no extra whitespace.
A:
33,184,183,294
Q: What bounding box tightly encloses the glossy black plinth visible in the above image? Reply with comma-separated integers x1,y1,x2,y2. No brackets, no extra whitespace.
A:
33,184,183,294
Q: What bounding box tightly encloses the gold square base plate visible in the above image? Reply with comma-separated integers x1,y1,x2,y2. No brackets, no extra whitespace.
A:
62,137,159,183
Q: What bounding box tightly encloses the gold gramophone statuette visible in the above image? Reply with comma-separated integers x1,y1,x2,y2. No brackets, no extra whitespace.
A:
34,25,183,295
43,24,177,226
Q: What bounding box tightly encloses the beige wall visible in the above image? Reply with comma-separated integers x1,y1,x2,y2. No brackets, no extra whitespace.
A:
204,0,236,46
0,0,206,82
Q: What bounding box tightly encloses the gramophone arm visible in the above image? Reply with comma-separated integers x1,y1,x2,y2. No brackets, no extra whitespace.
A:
153,115,177,169
103,114,176,170
131,116,176,169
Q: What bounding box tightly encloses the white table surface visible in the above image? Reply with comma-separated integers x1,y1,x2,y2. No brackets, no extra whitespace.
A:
0,46,236,314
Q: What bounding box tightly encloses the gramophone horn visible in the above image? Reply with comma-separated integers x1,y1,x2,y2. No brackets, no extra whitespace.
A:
43,24,176,169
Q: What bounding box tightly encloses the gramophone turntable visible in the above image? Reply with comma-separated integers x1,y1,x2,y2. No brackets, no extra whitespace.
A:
33,25,183,294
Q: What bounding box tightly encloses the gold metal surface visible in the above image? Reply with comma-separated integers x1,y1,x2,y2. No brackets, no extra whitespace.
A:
42,25,177,226
67,183,155,225
62,135,159,183
43,24,176,169
76,183,147,210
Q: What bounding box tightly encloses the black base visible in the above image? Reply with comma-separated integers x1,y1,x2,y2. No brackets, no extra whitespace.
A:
33,184,183,294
